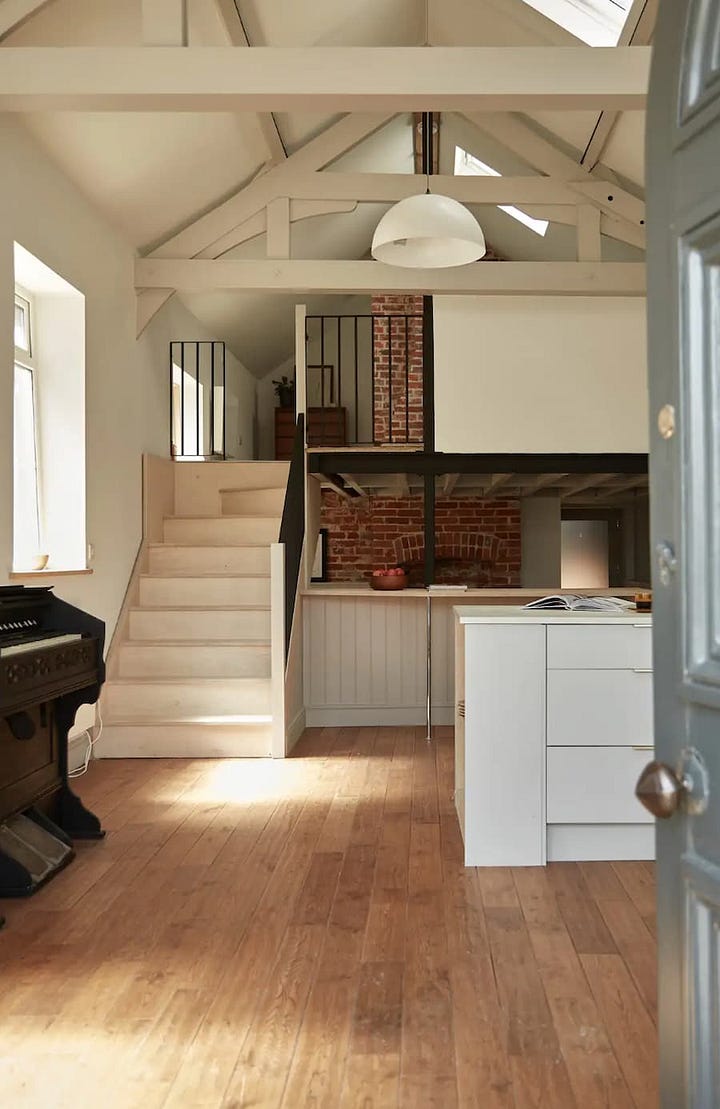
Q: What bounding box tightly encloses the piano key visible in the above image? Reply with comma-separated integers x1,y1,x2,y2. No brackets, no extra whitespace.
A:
0,633,83,658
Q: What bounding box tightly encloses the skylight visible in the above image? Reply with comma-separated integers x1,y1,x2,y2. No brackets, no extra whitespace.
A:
454,148,549,238
520,0,631,47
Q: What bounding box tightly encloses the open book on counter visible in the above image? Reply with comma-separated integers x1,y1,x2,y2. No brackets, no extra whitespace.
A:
524,594,635,612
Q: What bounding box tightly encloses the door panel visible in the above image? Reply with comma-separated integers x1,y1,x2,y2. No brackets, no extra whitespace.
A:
647,2,720,1105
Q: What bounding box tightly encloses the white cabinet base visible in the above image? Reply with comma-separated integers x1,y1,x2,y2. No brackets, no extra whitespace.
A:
547,823,655,862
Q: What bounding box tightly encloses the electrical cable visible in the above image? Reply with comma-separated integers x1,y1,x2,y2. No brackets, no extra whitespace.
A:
68,705,103,779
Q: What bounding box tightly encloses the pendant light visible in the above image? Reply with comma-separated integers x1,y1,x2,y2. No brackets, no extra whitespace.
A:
371,112,486,268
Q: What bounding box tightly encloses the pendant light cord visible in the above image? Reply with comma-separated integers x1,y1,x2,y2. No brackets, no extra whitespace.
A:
422,111,433,194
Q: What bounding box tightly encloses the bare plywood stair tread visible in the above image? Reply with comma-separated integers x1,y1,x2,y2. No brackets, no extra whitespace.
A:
106,464,288,756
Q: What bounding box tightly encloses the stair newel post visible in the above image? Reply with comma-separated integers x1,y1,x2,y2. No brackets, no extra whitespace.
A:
270,542,286,758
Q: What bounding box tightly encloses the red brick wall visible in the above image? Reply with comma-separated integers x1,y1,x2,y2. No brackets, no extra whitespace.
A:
320,491,521,586
371,294,424,445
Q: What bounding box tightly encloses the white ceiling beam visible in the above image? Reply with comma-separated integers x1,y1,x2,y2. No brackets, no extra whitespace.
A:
205,200,357,259
581,0,658,169
604,475,648,494
577,205,601,261
266,197,290,259
0,0,54,40
135,258,646,296
214,0,286,163
462,111,644,235
483,474,514,495
521,473,569,494
520,204,644,249
150,113,393,260
463,110,589,180
560,473,618,498
142,0,186,45
281,172,587,206
0,47,650,113
338,474,367,497
569,179,645,226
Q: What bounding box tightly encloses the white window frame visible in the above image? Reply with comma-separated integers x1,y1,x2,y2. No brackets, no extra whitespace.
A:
14,288,34,366
13,287,43,564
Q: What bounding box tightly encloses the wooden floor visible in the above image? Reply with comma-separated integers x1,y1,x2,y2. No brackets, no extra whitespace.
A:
0,727,658,1108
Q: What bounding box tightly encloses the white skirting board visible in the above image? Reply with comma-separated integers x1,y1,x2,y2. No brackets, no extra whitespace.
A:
305,706,454,728
547,823,655,861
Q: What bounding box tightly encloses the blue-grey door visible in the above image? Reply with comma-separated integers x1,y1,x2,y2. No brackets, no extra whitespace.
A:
643,1,720,1105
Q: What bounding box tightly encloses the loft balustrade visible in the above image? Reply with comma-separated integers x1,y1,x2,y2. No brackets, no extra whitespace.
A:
304,312,424,449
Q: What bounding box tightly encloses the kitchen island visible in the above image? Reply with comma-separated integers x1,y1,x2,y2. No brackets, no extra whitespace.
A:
454,605,654,866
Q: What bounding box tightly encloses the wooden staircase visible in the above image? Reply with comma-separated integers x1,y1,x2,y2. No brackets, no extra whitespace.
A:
99,464,289,757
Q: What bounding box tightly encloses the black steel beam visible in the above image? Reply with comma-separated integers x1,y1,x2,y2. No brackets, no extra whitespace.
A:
308,452,649,477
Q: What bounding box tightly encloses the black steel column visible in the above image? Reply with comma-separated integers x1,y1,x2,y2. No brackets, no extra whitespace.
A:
422,295,435,452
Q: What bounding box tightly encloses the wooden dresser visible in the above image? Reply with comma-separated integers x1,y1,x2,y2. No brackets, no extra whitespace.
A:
275,406,347,459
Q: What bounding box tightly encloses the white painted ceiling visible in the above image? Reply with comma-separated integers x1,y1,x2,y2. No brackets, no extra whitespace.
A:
3,0,646,376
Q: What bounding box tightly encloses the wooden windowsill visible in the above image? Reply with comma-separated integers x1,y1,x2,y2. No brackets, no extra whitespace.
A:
10,569,94,579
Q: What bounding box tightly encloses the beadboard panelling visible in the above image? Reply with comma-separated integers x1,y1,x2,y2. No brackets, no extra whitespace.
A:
304,595,458,726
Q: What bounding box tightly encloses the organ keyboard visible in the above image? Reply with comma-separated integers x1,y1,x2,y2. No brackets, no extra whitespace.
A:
0,585,105,920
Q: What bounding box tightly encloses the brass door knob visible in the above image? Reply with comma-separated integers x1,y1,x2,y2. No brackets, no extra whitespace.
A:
635,760,685,818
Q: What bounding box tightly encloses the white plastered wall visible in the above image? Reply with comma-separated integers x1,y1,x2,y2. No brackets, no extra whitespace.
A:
0,116,257,754
433,296,649,453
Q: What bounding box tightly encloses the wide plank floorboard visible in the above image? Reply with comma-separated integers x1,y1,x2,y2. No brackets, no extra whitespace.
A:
0,727,657,1108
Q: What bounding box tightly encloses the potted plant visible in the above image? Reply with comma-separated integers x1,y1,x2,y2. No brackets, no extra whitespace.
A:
273,374,295,409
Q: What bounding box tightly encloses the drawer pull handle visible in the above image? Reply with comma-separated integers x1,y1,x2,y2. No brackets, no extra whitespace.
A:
632,744,654,751
633,668,653,674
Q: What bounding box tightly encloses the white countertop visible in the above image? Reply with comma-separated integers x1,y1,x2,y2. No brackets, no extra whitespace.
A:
454,604,651,625
304,584,640,601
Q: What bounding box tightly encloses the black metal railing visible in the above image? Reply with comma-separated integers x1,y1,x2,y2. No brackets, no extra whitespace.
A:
305,314,424,447
170,340,226,459
279,413,305,656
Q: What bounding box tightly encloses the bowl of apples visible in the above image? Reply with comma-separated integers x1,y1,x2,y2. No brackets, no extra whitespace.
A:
370,567,408,591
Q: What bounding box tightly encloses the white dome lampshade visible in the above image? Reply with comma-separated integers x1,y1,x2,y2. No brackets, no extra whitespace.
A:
371,193,486,268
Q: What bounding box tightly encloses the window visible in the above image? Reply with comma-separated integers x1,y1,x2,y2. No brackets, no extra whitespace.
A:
519,0,631,46
454,147,549,237
13,290,42,568
14,293,31,354
13,243,87,573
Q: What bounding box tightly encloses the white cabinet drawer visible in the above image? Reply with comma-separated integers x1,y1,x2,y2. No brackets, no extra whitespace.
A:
547,624,652,670
547,746,653,824
548,670,653,747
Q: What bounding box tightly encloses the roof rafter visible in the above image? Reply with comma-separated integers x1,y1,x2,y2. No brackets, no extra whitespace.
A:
460,110,644,246
581,0,658,169
214,0,287,164
136,113,392,335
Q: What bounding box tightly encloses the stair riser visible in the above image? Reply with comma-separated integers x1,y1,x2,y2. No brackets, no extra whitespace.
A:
139,577,271,608
148,546,271,575
95,725,272,759
129,609,271,642
220,488,286,516
163,518,279,545
117,644,271,679
104,681,271,718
